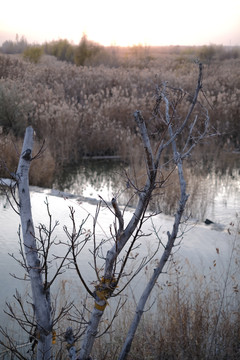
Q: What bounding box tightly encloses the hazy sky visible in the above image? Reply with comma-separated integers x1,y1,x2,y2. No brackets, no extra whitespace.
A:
0,0,240,46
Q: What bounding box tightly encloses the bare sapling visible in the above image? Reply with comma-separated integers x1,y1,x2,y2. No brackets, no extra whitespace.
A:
0,61,211,360
62,62,210,360
14,127,53,359
0,128,72,359
118,76,205,358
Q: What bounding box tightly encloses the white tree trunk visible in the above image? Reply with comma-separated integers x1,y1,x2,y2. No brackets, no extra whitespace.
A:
78,63,206,359
117,79,197,360
118,158,188,360
16,127,52,360
78,182,154,360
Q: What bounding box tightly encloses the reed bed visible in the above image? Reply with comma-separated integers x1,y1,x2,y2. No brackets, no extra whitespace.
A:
0,52,239,178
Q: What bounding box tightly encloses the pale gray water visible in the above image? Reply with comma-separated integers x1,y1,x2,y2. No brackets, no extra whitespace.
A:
0,186,239,313
55,157,240,225
0,157,240,353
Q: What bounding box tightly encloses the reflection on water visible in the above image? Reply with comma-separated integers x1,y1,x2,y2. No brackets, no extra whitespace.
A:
0,153,239,350
54,153,240,225
55,159,124,201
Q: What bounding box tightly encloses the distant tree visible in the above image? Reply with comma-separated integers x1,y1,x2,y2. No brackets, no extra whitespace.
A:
23,46,43,64
74,33,103,66
1,34,28,54
1,40,15,54
197,44,216,63
44,39,75,63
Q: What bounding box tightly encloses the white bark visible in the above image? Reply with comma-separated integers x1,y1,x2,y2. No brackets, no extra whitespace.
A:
118,158,188,360
16,127,52,360
78,109,178,359
118,69,205,360
78,114,157,360
65,327,77,360
78,63,207,360
78,307,104,359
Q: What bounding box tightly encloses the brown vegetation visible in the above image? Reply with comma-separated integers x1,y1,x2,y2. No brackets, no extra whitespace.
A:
85,219,240,360
0,48,239,358
0,46,239,187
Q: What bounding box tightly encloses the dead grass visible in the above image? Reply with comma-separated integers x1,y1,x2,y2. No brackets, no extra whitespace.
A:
0,52,239,219
0,52,239,179
0,134,55,187
47,220,240,360
90,245,240,360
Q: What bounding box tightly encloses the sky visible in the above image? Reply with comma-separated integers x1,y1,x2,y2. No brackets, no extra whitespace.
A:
0,0,240,47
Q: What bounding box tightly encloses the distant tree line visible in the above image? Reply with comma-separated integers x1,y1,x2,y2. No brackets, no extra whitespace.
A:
1,34,107,65
1,34,28,54
1,34,240,66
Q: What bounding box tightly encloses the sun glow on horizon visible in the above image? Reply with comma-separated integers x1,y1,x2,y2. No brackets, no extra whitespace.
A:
0,0,240,47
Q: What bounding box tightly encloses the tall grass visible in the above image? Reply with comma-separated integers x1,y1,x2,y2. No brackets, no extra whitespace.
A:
87,221,240,360
0,134,55,187
0,52,239,172
0,51,239,216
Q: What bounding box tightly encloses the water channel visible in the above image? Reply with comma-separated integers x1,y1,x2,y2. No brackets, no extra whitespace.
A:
0,153,239,349
54,153,240,226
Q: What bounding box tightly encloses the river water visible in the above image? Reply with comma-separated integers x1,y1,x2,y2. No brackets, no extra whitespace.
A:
0,155,240,350
54,154,240,226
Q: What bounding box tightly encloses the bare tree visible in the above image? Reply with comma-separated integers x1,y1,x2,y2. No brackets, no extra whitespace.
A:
61,62,210,360
0,62,210,359
0,129,73,359
118,77,208,359
14,127,53,359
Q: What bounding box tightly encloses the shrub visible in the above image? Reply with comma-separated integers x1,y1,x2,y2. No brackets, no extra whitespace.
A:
23,45,43,64
197,45,216,63
43,39,75,63
197,44,240,63
74,34,103,66
0,80,33,136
